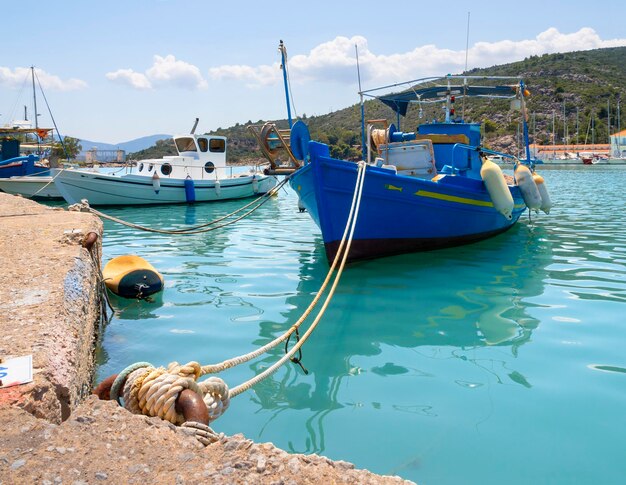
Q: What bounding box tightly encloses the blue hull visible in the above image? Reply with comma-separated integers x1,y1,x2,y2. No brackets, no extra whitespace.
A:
290,146,526,263
0,156,48,178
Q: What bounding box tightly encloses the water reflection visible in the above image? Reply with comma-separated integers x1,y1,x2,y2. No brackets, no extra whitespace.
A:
245,223,553,452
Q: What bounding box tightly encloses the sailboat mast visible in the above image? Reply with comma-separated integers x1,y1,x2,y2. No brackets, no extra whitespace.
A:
607,99,611,143
31,66,39,130
279,40,293,128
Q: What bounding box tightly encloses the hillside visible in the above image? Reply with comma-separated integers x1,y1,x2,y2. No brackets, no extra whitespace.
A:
134,46,626,163
78,134,171,155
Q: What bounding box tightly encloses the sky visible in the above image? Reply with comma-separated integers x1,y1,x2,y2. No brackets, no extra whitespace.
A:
2,0,625,144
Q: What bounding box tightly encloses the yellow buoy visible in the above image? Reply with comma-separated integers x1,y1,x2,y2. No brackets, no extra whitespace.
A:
514,164,542,210
533,173,552,214
103,255,164,299
480,158,514,219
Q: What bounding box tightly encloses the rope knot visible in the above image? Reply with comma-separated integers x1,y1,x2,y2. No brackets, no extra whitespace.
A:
68,199,91,212
115,361,230,426
168,361,202,380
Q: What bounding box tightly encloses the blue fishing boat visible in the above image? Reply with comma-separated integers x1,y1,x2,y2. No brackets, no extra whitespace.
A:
0,67,65,199
286,75,551,263
0,129,52,178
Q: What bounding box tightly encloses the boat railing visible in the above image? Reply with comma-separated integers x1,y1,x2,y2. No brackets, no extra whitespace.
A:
450,143,521,174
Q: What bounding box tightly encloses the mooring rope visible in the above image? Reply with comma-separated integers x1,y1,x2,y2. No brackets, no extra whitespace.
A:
30,167,65,198
69,175,288,235
105,161,368,444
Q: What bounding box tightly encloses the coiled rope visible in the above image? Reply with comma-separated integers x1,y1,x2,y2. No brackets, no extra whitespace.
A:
105,161,368,444
69,175,288,235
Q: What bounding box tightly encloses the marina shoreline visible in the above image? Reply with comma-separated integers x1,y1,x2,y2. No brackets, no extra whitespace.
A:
0,193,410,484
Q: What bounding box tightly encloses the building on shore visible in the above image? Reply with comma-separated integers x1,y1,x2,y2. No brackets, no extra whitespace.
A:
530,143,609,160
83,148,126,164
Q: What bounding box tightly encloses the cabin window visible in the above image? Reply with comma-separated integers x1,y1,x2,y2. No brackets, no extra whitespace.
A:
175,137,197,152
148,164,154,172
209,139,225,153
139,163,144,172
198,138,209,152
161,163,172,176
204,161,215,174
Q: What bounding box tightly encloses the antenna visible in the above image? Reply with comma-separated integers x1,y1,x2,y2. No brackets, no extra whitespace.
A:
190,117,199,134
356,44,366,161
464,12,471,72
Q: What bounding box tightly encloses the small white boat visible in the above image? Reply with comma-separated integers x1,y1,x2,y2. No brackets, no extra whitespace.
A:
54,126,277,205
0,169,63,199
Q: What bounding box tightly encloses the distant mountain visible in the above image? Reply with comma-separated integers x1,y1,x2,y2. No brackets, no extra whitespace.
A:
77,134,171,154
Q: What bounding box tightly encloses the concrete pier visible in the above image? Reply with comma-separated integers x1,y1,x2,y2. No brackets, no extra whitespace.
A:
0,193,411,484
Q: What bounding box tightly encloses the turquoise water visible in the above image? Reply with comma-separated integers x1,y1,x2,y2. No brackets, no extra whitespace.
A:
96,166,626,485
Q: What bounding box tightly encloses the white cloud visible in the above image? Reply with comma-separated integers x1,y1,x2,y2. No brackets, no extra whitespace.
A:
106,69,152,90
0,67,87,91
207,28,626,88
146,55,208,89
209,63,279,87
106,55,208,90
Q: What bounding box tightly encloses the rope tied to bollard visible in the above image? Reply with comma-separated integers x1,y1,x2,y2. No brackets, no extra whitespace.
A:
94,162,368,446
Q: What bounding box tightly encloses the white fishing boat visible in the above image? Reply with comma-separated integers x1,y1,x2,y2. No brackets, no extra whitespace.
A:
0,169,62,199
54,122,277,205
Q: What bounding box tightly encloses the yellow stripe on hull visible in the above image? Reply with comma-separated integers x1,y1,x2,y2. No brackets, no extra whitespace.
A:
414,189,494,207
414,189,526,210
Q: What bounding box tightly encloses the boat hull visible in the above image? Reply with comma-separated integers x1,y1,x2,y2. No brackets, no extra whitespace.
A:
290,150,526,263
54,169,277,205
0,170,63,199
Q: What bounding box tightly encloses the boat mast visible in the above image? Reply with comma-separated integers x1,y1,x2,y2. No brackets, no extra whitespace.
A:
31,66,39,131
520,80,532,163
552,110,556,158
279,40,293,128
356,44,366,161
618,98,621,157
445,76,452,123
607,99,611,143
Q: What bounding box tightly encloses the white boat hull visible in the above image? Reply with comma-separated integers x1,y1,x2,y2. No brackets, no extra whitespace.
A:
0,170,63,199
54,168,278,205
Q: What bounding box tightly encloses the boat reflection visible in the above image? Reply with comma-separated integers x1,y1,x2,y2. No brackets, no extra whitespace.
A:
246,223,552,453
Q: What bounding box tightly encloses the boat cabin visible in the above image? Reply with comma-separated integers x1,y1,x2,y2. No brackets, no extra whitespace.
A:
135,134,228,180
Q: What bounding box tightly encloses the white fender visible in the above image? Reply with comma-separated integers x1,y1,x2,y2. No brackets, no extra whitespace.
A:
252,174,259,194
481,158,514,220
152,172,160,194
533,173,552,214
514,164,541,210
214,179,221,197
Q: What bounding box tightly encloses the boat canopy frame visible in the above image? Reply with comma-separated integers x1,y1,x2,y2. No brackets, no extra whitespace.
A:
361,75,523,117
358,74,532,164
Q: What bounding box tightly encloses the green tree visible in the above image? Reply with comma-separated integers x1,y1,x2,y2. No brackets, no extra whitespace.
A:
52,136,82,160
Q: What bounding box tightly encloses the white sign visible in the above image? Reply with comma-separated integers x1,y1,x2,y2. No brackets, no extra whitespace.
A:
0,355,33,388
